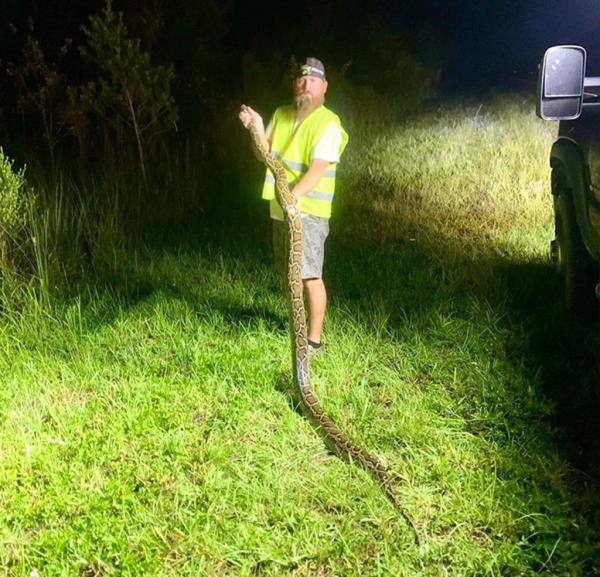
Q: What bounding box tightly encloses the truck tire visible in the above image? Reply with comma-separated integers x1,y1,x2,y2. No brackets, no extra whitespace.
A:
553,189,598,319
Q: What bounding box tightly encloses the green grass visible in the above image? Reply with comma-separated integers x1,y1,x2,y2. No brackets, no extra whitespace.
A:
338,95,555,260
1,95,600,576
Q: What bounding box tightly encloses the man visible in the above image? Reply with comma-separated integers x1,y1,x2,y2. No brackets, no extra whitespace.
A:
239,57,348,354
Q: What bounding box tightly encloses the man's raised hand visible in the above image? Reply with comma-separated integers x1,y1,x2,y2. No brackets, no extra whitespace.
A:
239,105,264,132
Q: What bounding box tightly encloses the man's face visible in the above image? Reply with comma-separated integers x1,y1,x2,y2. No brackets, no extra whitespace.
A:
293,75,328,109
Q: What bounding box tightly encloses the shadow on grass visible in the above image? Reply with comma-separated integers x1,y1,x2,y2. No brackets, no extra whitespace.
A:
502,259,600,475
64,212,600,488
328,228,600,477
77,214,600,483
46,213,284,336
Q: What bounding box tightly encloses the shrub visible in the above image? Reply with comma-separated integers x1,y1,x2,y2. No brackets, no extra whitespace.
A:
0,148,27,270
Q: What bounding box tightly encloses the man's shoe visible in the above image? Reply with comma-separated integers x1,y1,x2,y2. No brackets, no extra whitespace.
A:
307,339,323,360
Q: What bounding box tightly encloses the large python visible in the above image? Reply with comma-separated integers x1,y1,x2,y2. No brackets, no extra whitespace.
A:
247,119,420,546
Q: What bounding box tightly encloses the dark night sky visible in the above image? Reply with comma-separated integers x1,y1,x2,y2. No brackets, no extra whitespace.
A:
446,0,600,87
372,0,600,89
3,0,600,91
230,0,600,89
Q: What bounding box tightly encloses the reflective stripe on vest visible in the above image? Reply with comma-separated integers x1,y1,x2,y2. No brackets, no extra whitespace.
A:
262,105,348,219
271,151,338,178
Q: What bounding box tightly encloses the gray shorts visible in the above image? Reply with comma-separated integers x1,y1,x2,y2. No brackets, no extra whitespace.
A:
272,215,329,280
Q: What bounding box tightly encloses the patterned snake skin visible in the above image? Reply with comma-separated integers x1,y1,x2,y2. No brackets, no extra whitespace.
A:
248,120,420,546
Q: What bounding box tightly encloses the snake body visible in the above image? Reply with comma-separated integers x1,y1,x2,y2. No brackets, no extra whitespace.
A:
248,120,419,545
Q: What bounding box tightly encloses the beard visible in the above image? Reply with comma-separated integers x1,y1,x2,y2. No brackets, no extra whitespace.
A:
294,93,313,110
294,93,325,117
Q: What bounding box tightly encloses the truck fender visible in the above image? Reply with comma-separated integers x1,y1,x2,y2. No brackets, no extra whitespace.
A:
550,138,599,260
549,138,588,198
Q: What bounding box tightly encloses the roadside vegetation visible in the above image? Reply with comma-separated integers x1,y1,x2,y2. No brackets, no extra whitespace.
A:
2,4,600,575
2,89,600,576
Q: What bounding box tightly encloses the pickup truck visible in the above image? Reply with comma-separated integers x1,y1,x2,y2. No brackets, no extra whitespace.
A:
537,45,600,319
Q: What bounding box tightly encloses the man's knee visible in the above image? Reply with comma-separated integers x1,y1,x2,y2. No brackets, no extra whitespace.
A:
304,277,321,287
304,277,326,295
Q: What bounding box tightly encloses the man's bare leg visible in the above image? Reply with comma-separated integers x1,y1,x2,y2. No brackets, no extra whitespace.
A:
304,278,327,344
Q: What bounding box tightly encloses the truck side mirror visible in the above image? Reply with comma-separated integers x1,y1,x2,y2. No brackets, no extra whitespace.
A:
537,45,586,120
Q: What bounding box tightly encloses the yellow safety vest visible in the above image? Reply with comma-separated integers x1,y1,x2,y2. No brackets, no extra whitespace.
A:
262,105,348,219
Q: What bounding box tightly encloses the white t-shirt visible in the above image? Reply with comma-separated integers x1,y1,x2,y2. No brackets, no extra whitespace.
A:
265,119,343,220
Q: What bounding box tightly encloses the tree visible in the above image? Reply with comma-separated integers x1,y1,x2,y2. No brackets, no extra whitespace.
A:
79,0,178,179
5,22,71,164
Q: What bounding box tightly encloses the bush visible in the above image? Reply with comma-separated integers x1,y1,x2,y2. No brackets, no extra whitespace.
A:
0,148,27,270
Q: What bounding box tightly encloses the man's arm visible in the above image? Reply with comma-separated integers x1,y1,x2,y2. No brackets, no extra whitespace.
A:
291,159,331,201
291,122,342,200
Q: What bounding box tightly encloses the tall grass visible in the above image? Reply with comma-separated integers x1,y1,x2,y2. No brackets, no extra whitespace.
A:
1,94,599,576
337,95,555,260
8,138,211,302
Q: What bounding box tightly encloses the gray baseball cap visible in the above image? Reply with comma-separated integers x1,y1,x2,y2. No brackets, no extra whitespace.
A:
296,57,326,80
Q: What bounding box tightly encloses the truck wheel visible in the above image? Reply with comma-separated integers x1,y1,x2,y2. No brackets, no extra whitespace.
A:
554,191,598,319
